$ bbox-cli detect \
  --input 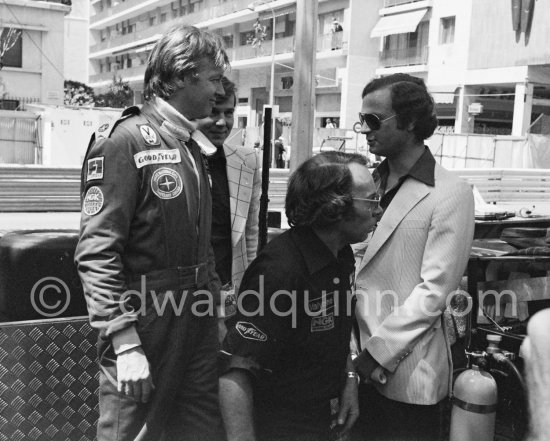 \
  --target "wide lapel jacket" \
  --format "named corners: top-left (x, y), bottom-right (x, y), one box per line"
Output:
top-left (223, 143), bottom-right (261, 288)
top-left (357, 178), bottom-right (430, 273)
top-left (354, 165), bottom-right (475, 405)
